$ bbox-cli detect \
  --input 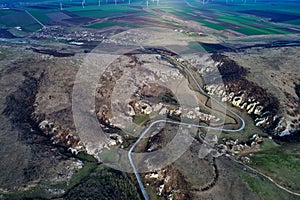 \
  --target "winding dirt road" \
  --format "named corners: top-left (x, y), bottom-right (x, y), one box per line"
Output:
top-left (128, 49), bottom-right (245, 200)
top-left (128, 48), bottom-right (300, 200)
